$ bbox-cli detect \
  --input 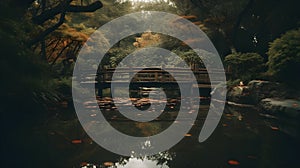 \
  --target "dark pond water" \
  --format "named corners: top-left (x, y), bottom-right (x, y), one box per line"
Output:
top-left (11, 97), bottom-right (300, 168)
